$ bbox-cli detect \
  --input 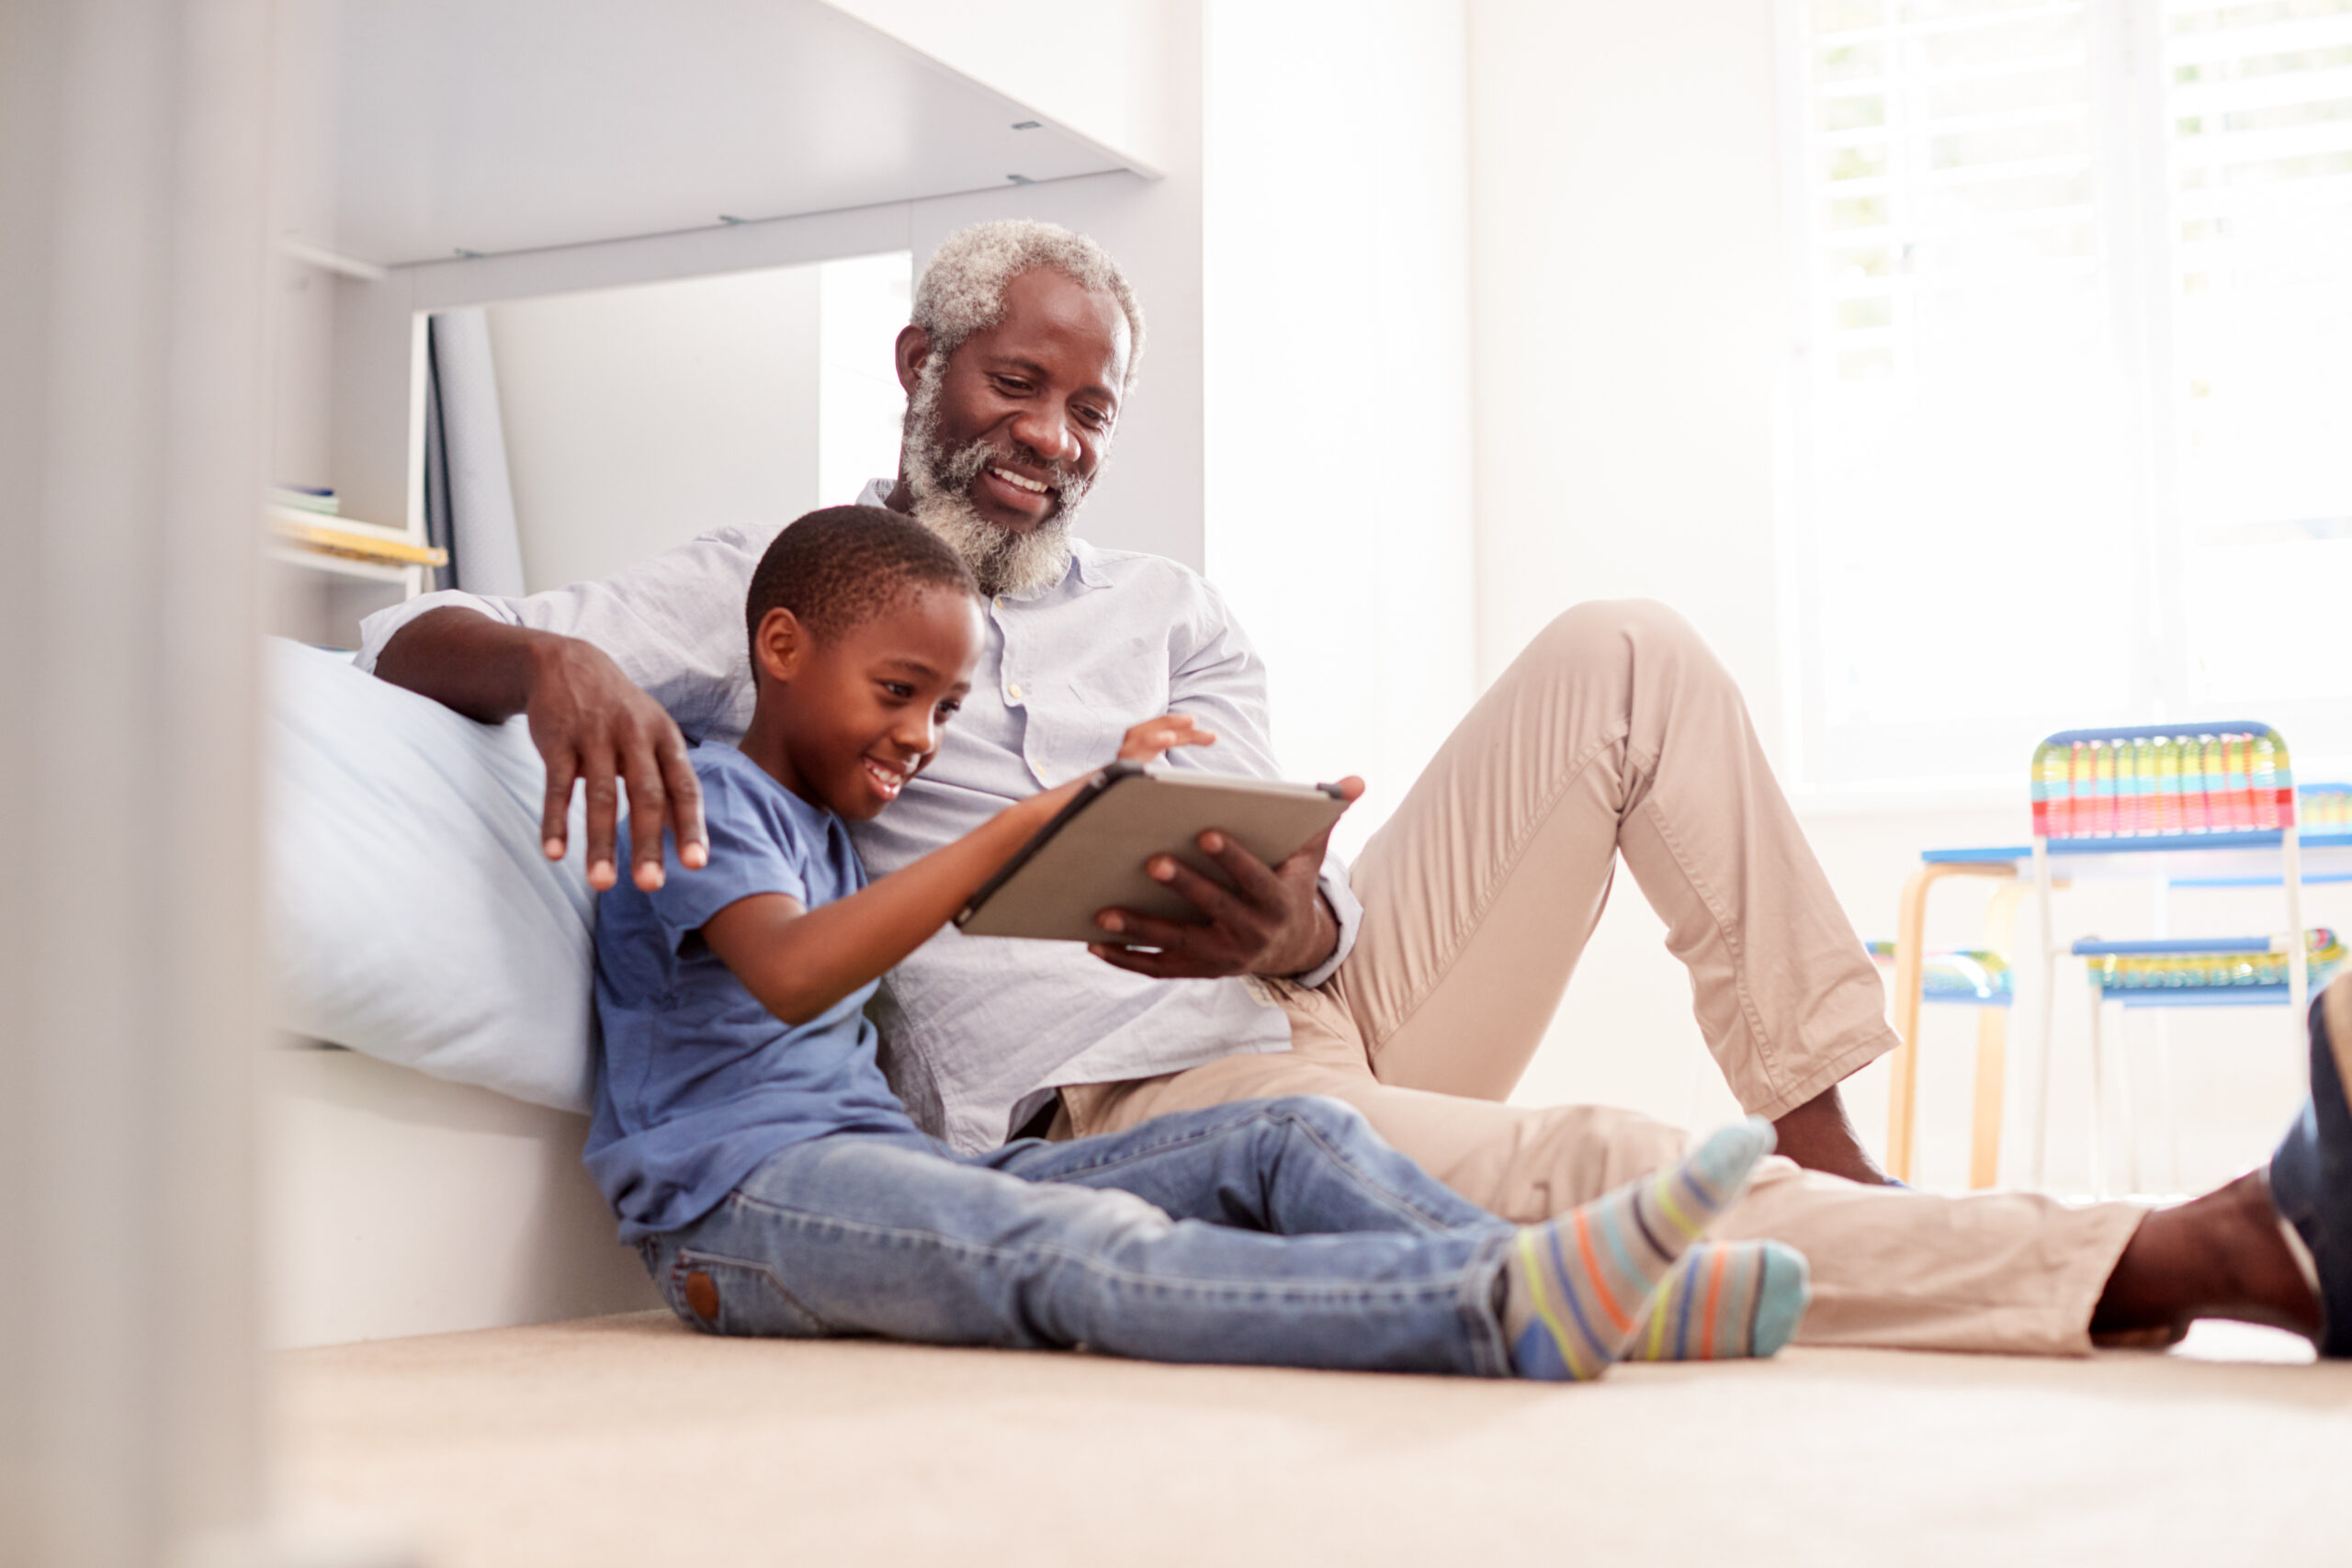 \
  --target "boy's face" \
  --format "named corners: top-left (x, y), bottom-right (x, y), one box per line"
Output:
top-left (760, 587), bottom-right (986, 821)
